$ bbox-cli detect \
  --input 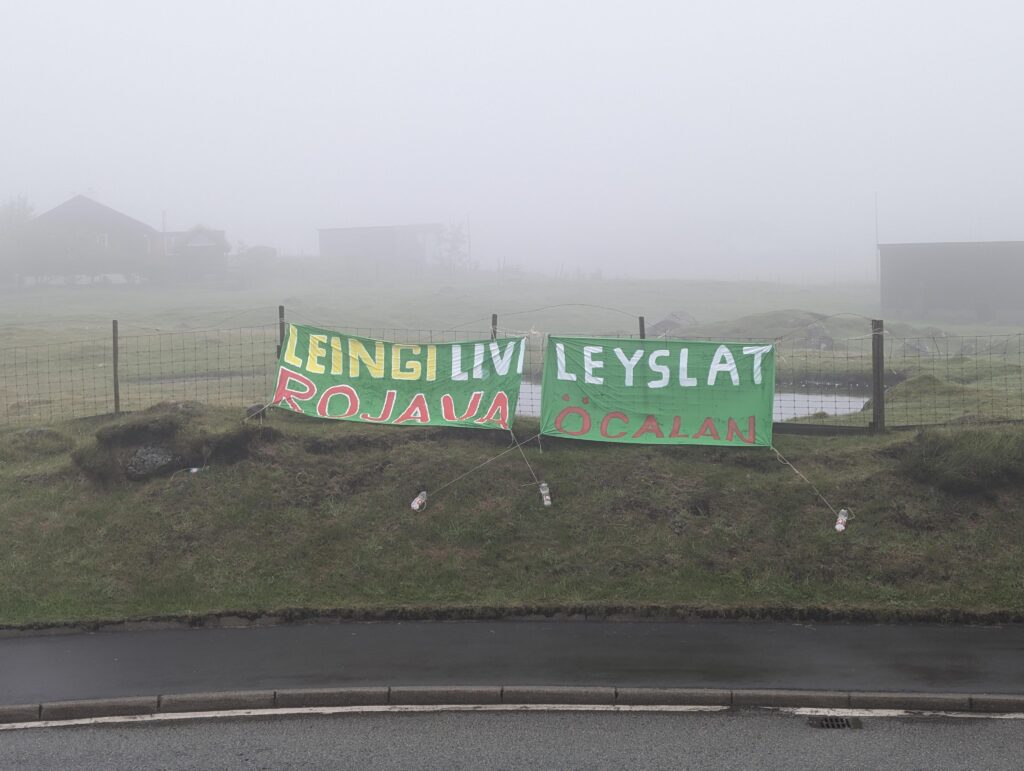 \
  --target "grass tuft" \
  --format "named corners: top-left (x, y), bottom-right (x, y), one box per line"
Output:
top-left (897, 427), bottom-right (1024, 494)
